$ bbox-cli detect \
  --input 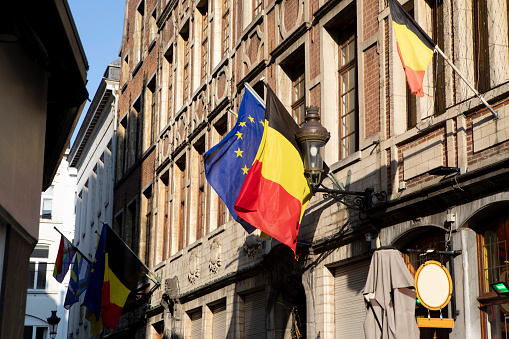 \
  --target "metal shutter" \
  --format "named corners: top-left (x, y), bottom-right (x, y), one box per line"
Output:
top-left (212, 303), bottom-right (227, 339)
top-left (244, 291), bottom-right (265, 339)
top-left (334, 259), bottom-right (370, 339)
top-left (190, 310), bottom-right (202, 339)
